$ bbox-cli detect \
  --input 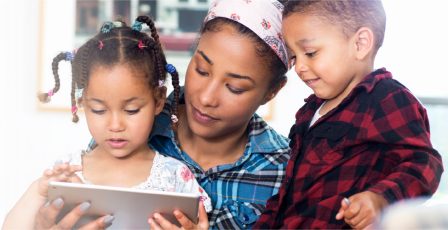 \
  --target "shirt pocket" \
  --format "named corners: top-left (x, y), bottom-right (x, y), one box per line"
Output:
top-left (306, 122), bottom-right (352, 164)
top-left (218, 200), bottom-right (263, 229)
